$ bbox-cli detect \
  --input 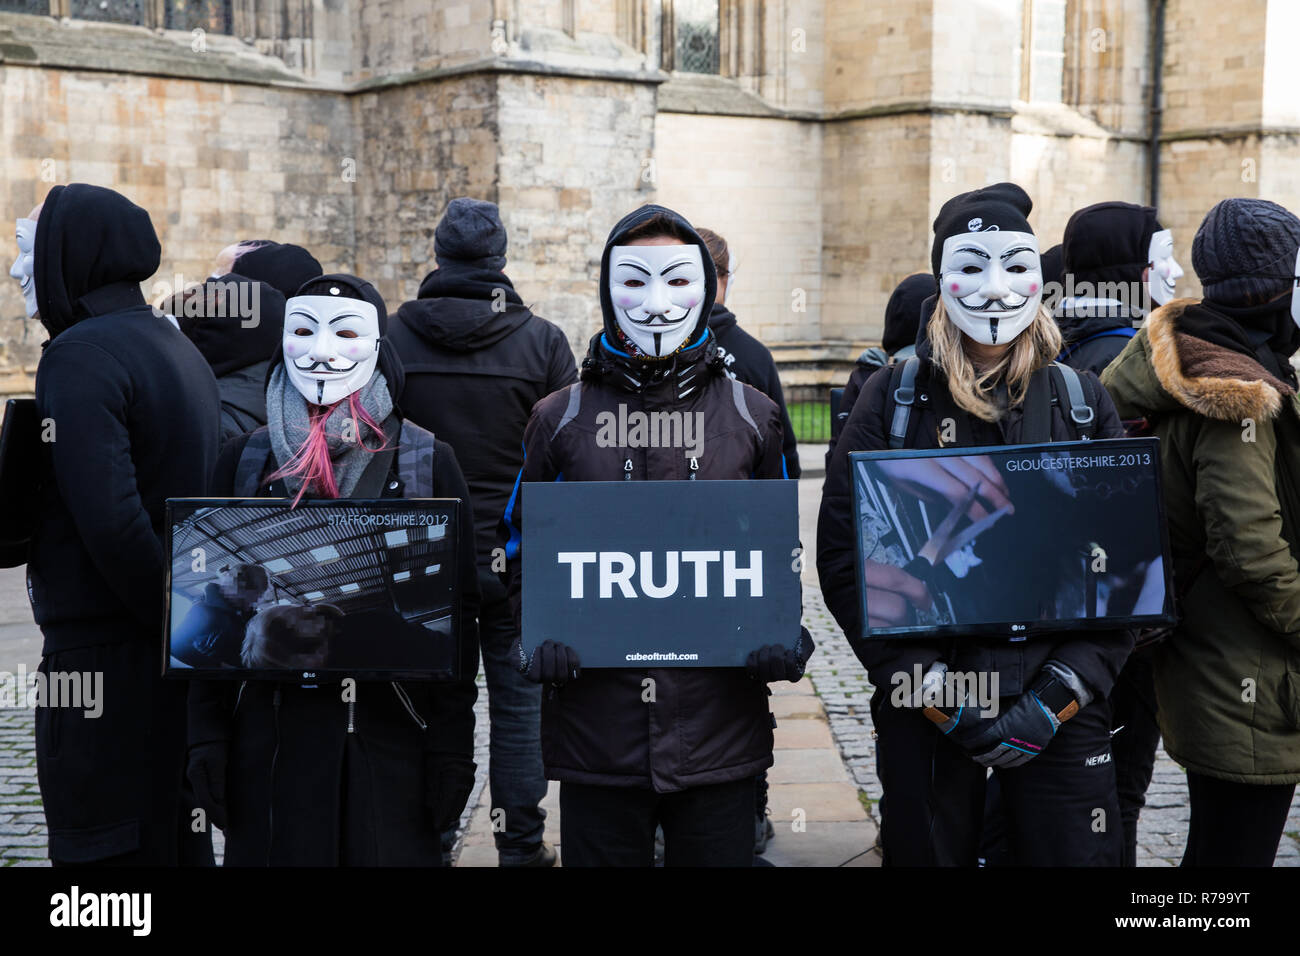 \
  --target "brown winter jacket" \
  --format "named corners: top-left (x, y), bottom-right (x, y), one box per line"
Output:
top-left (1103, 299), bottom-right (1300, 783)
